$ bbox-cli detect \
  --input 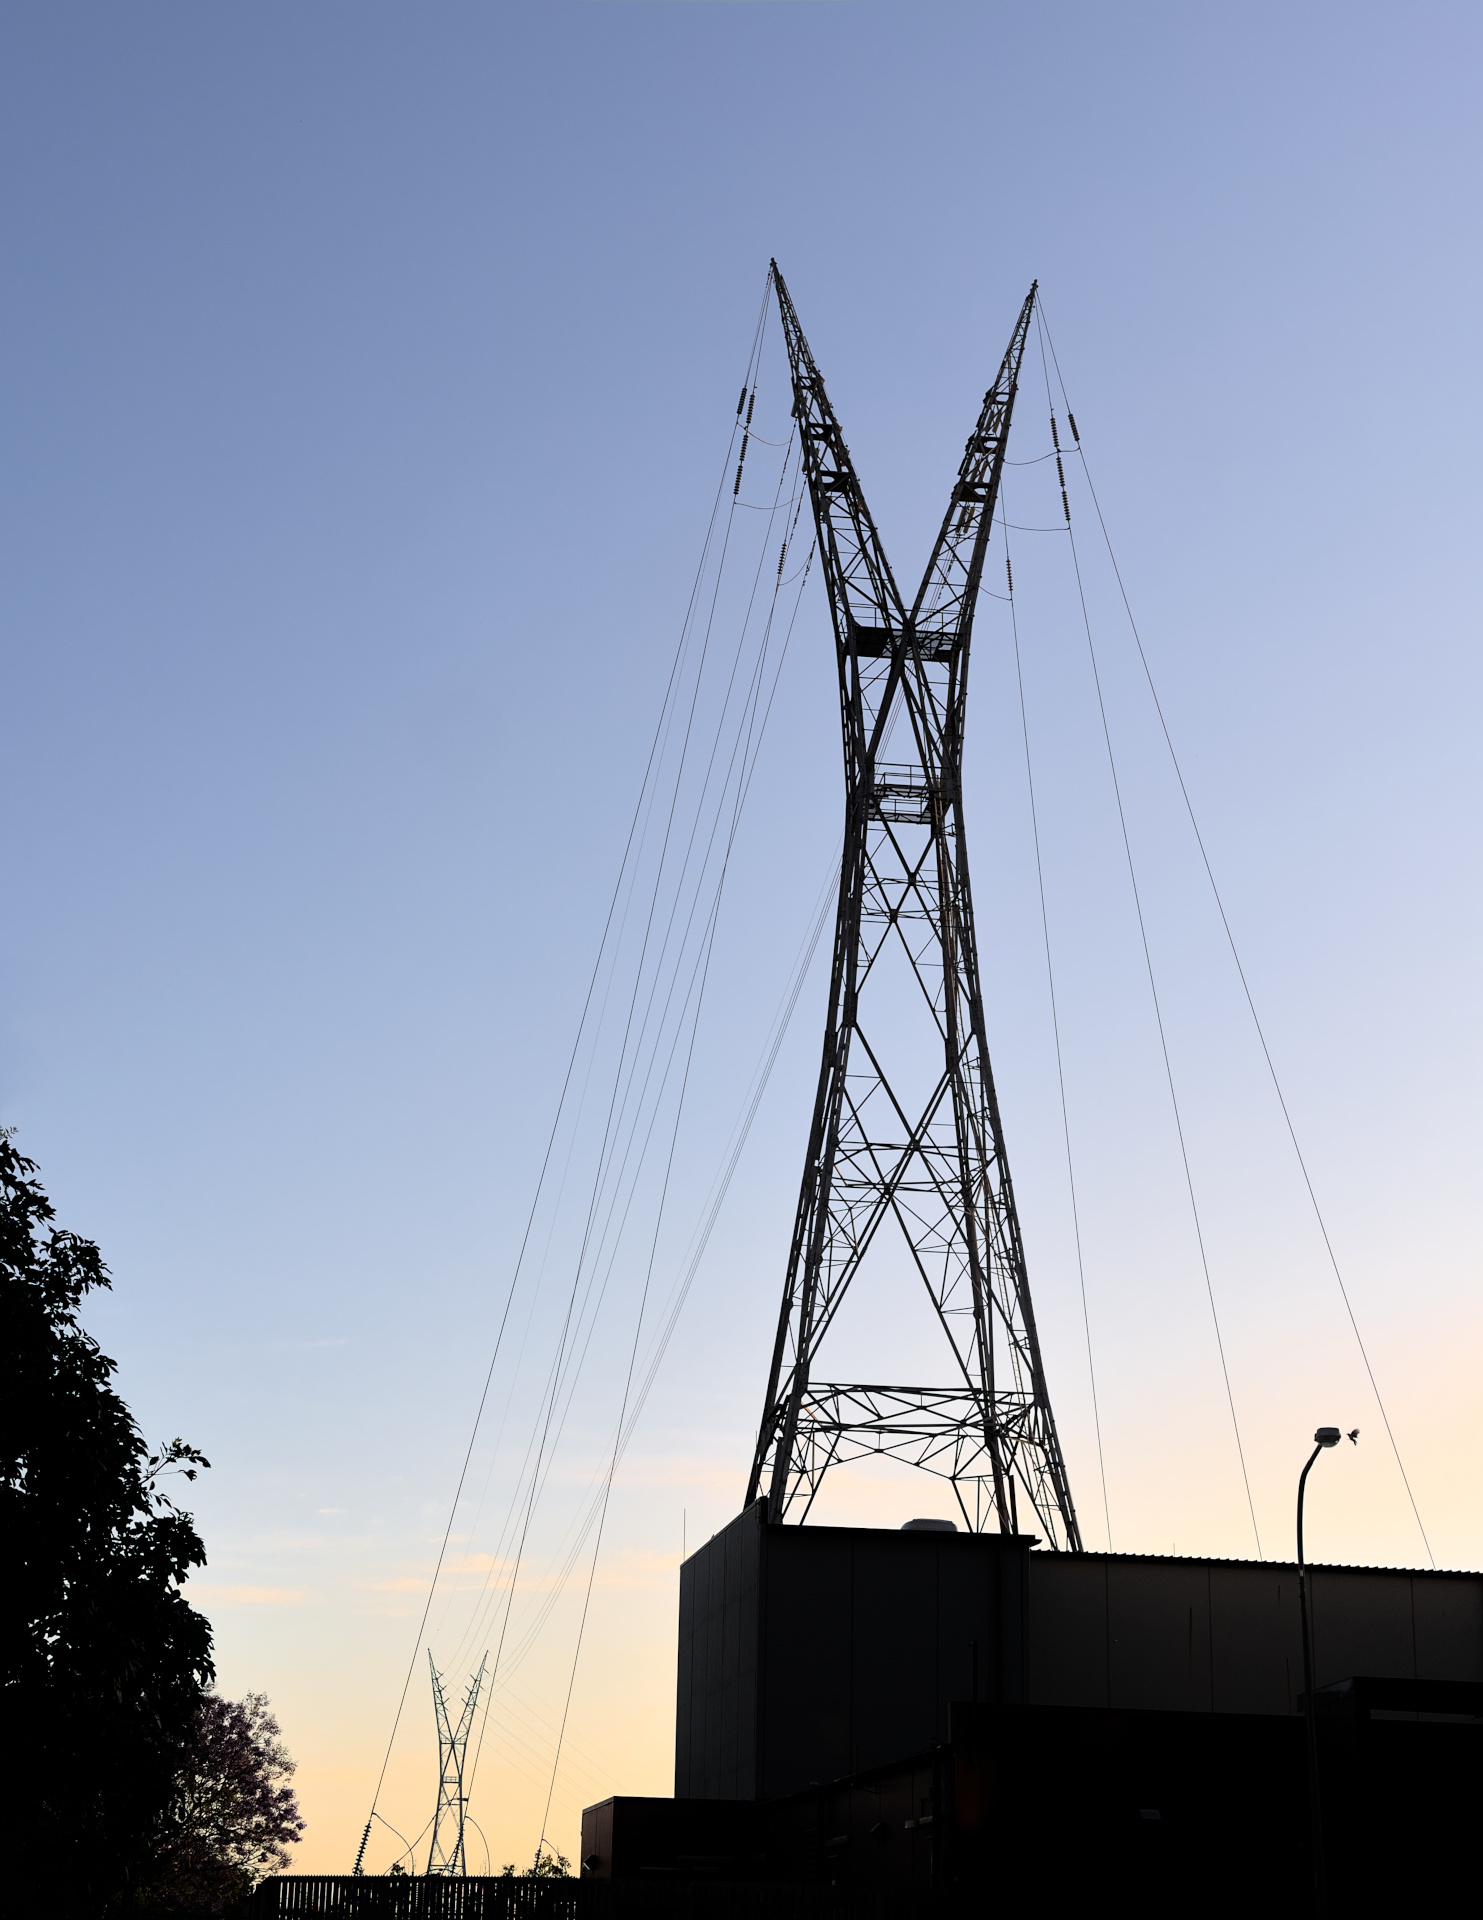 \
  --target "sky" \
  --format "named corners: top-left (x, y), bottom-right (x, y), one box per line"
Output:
top-left (4, 0), bottom-right (1481, 1880)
